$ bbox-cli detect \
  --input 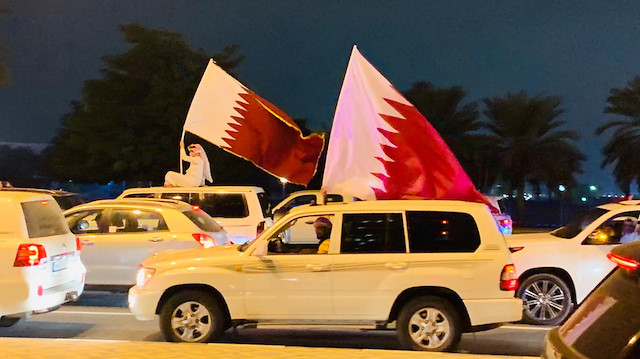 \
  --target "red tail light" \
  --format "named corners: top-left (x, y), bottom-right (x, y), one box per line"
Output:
top-left (499, 218), bottom-right (512, 227)
top-left (607, 252), bottom-right (640, 270)
top-left (192, 205), bottom-right (200, 211)
top-left (76, 236), bottom-right (82, 252)
top-left (192, 233), bottom-right (215, 248)
top-left (500, 264), bottom-right (518, 291)
top-left (14, 244), bottom-right (47, 267)
top-left (257, 221), bottom-right (266, 236)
